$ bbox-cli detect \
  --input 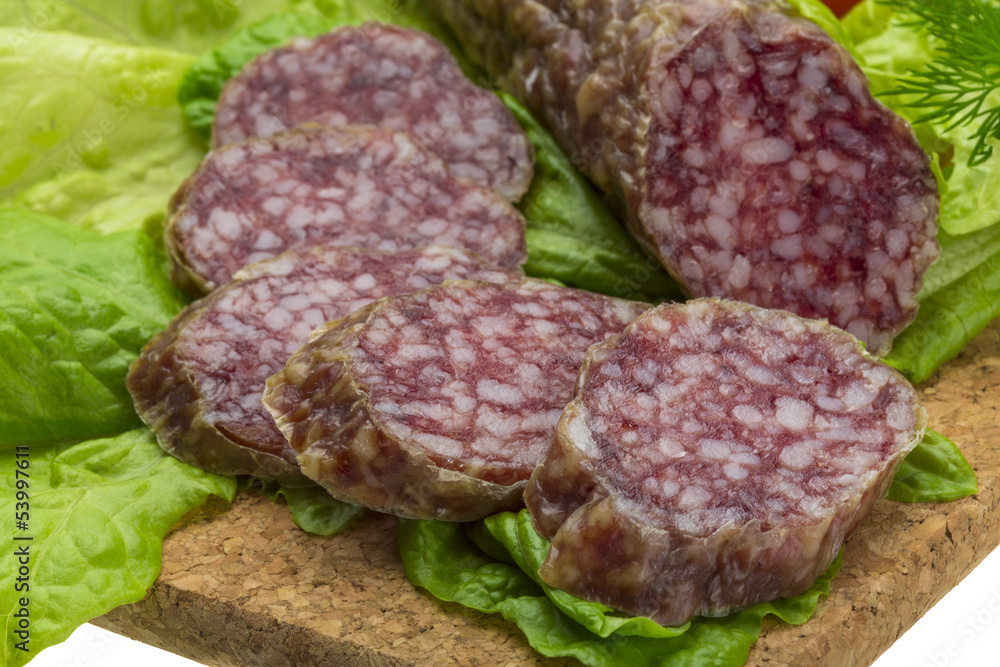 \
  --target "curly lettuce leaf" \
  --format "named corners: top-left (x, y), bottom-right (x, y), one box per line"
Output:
top-left (844, 0), bottom-right (1000, 236)
top-left (888, 429), bottom-right (978, 503)
top-left (0, 29), bottom-right (205, 235)
top-left (399, 514), bottom-right (842, 667)
top-left (0, 209), bottom-right (187, 448)
top-left (0, 429), bottom-right (236, 667)
top-left (247, 478), bottom-right (367, 536)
